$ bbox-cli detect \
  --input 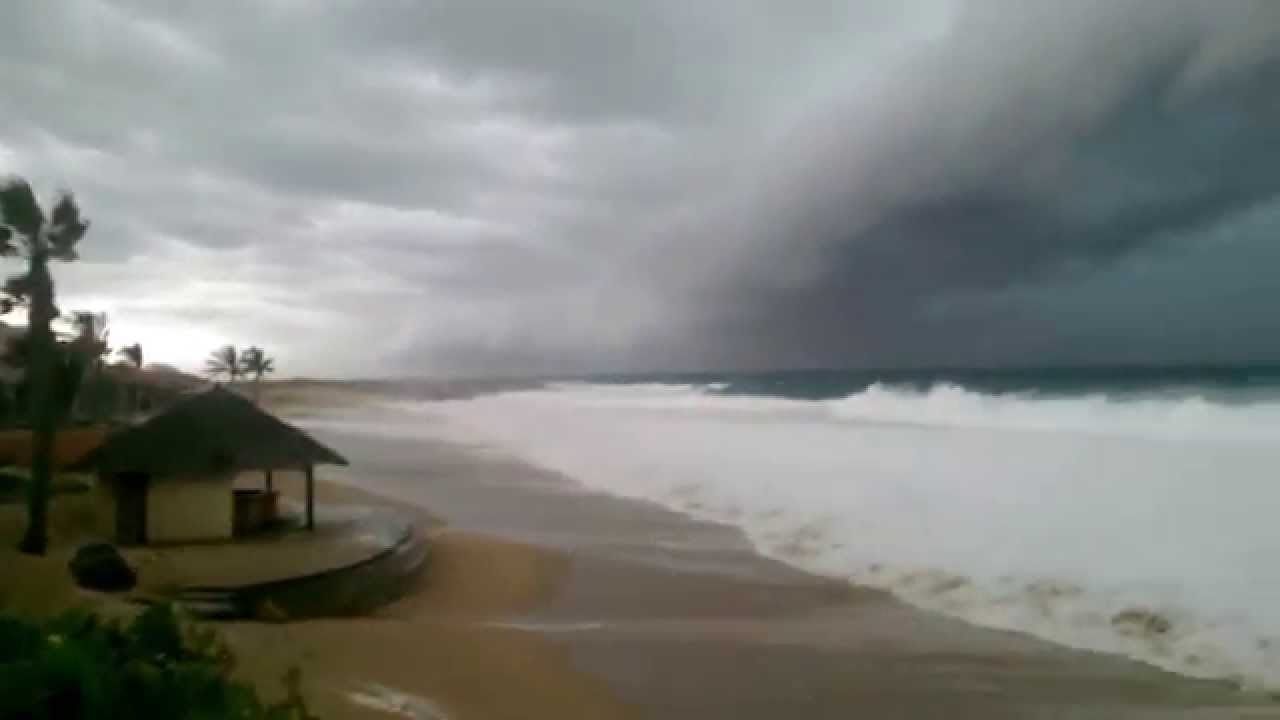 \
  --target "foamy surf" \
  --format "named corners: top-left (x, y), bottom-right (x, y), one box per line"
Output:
top-left (348, 683), bottom-right (448, 719)
top-left (421, 381), bottom-right (1280, 691)
top-left (490, 620), bottom-right (607, 633)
